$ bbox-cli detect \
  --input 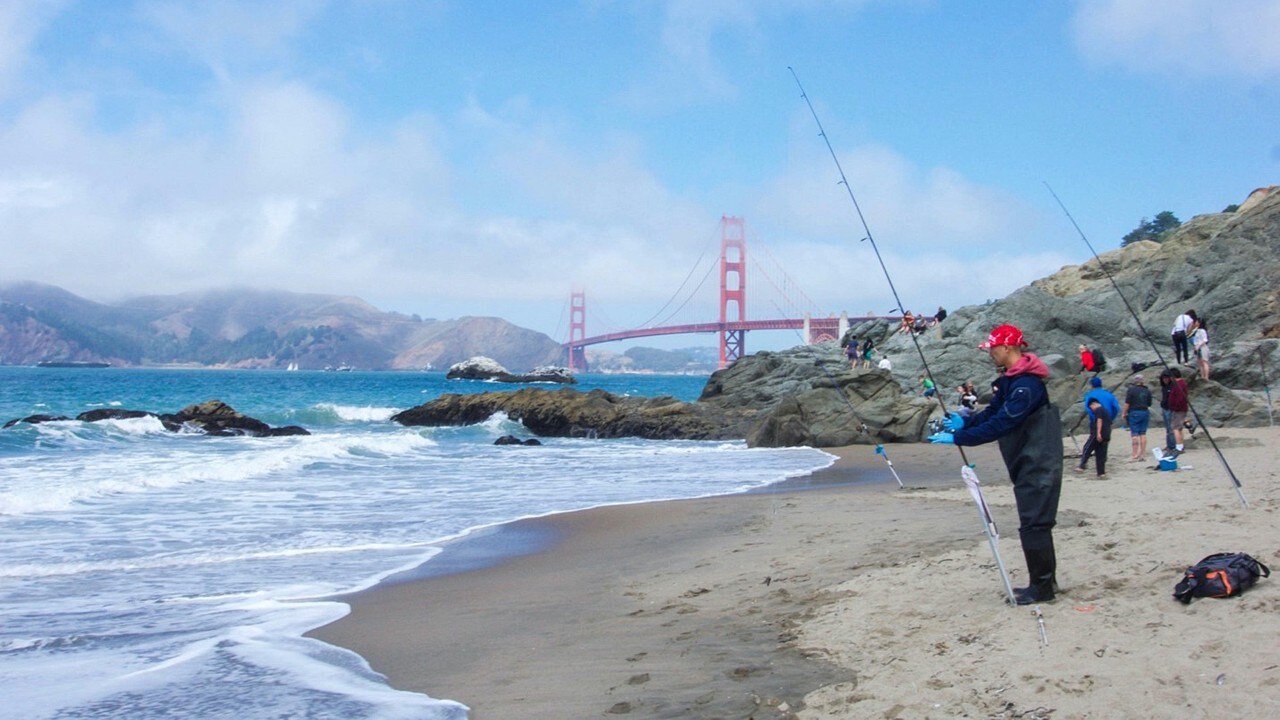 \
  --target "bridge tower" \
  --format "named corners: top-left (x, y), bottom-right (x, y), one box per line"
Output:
top-left (567, 290), bottom-right (586, 370)
top-left (719, 216), bottom-right (746, 368)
